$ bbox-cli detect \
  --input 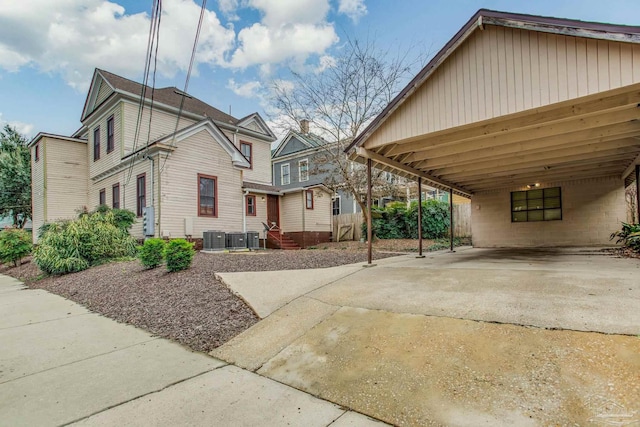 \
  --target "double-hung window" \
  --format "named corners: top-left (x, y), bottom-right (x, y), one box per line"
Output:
top-left (112, 183), bottom-right (120, 209)
top-left (511, 187), bottom-right (562, 222)
top-left (198, 174), bottom-right (217, 217)
top-left (246, 195), bottom-right (256, 216)
top-left (106, 116), bottom-right (115, 153)
top-left (305, 190), bottom-right (314, 209)
top-left (99, 189), bottom-right (106, 206)
top-left (332, 196), bottom-right (341, 215)
top-left (281, 164), bottom-right (290, 185)
top-left (136, 174), bottom-right (146, 217)
top-left (299, 159), bottom-right (309, 182)
top-left (240, 142), bottom-right (252, 168)
top-left (93, 127), bottom-right (100, 161)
